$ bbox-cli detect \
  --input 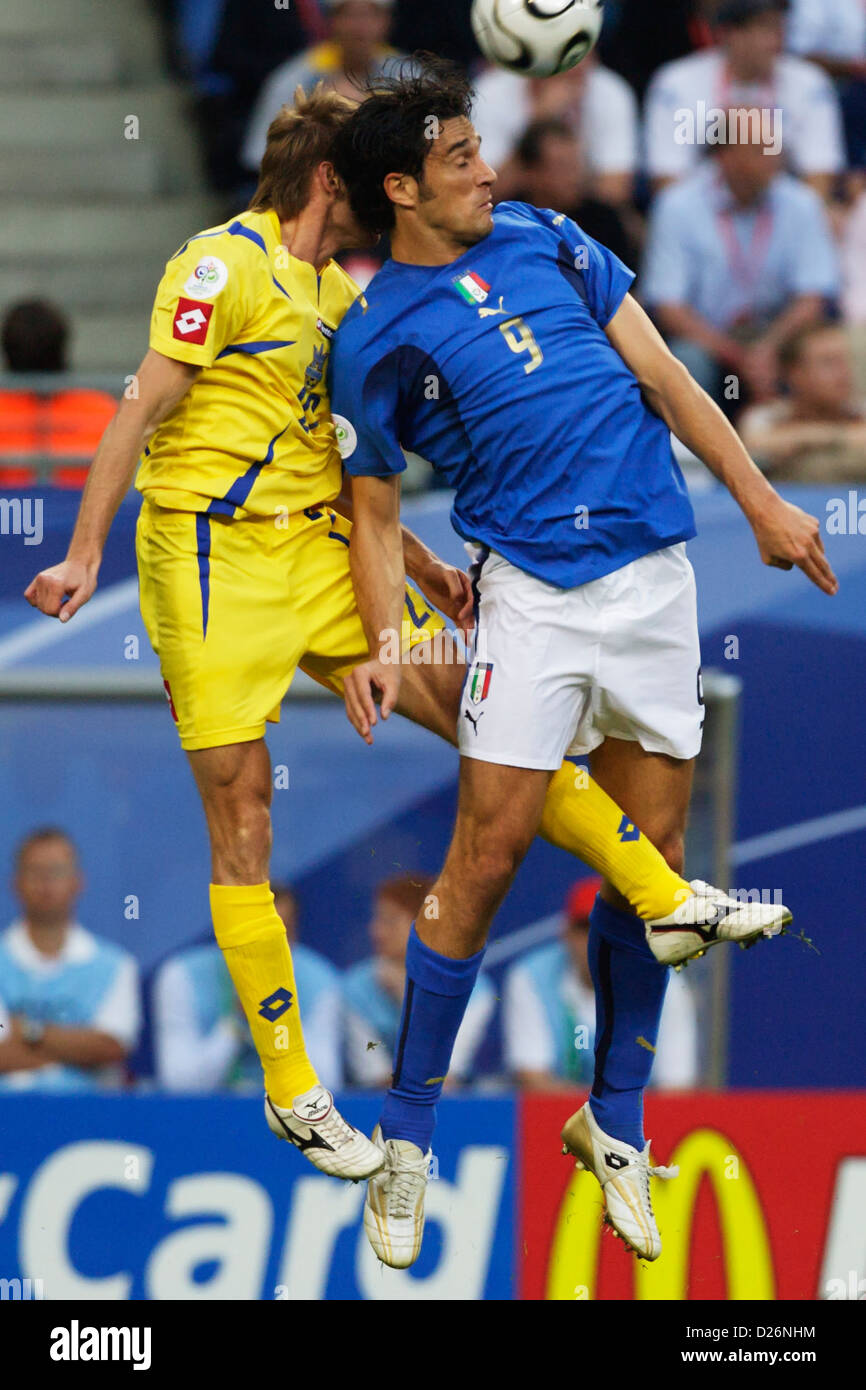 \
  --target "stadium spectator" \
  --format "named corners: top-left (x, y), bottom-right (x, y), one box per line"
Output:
top-left (472, 54), bottom-right (639, 207)
top-left (154, 883), bottom-right (342, 1091)
top-left (342, 874), bottom-right (495, 1089)
top-left (187, 0), bottom-right (319, 192)
top-left (242, 0), bottom-right (404, 174)
top-left (598, 0), bottom-right (715, 101)
top-left (642, 124), bottom-right (839, 403)
top-left (644, 0), bottom-right (846, 199)
top-left (839, 82), bottom-right (866, 185)
top-left (390, 0), bottom-right (480, 68)
top-left (738, 321), bottom-right (866, 480)
top-left (842, 187), bottom-right (866, 321)
top-left (0, 828), bottom-right (141, 1091)
top-left (508, 118), bottom-right (638, 270)
top-left (184, 0), bottom-right (321, 92)
top-left (502, 879), bottom-right (698, 1091)
top-left (786, 0), bottom-right (866, 75)
top-left (0, 300), bottom-right (115, 489)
